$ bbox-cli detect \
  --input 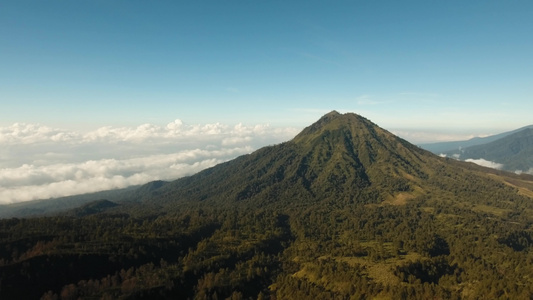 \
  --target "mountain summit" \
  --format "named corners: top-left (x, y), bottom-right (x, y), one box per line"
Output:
top-left (154, 111), bottom-right (530, 209)
top-left (155, 111), bottom-right (429, 207)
